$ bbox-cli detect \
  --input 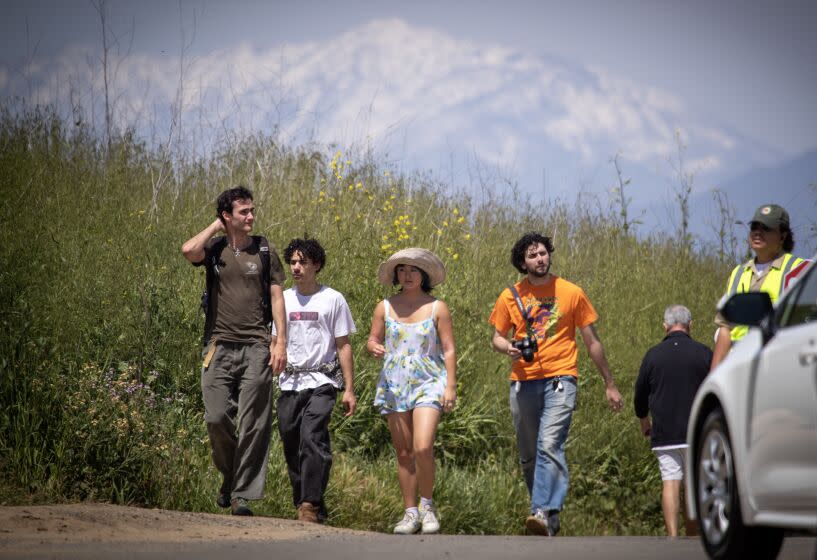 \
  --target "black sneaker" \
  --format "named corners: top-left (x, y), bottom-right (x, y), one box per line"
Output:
top-left (547, 510), bottom-right (561, 536)
top-left (317, 502), bottom-right (328, 524)
top-left (217, 492), bottom-right (231, 509)
top-left (231, 497), bottom-right (253, 516)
